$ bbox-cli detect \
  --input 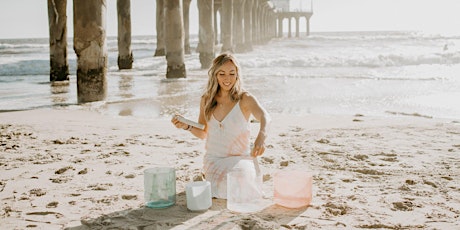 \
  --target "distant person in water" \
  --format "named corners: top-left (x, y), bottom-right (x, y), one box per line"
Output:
top-left (171, 52), bottom-right (271, 199)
